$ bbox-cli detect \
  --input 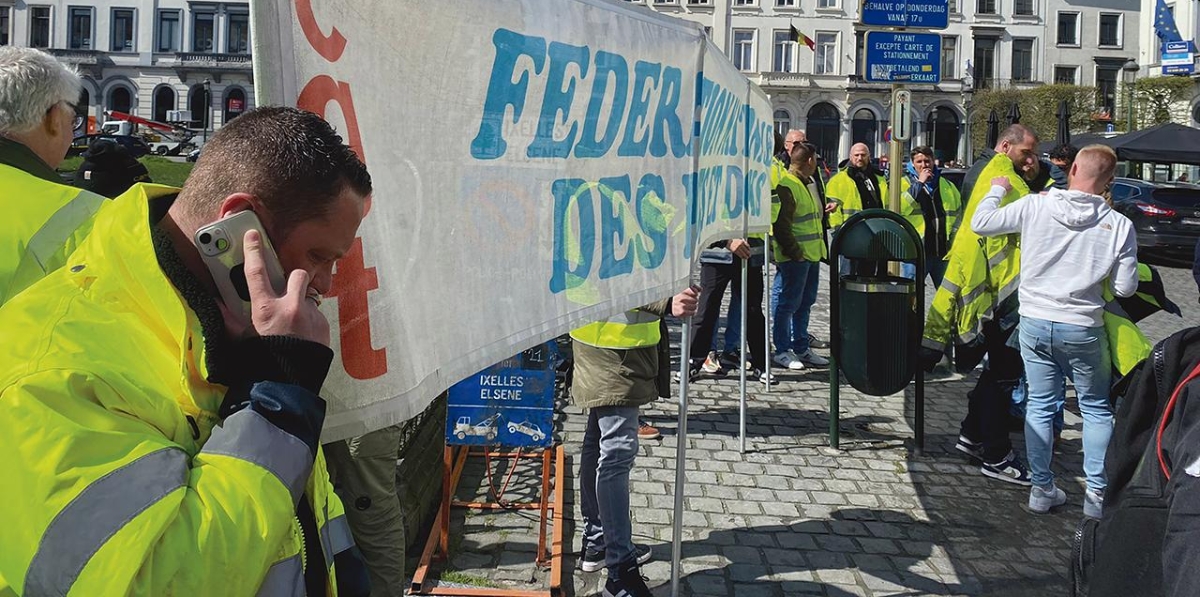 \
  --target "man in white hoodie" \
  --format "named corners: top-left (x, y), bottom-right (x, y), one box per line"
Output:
top-left (971, 144), bottom-right (1138, 518)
